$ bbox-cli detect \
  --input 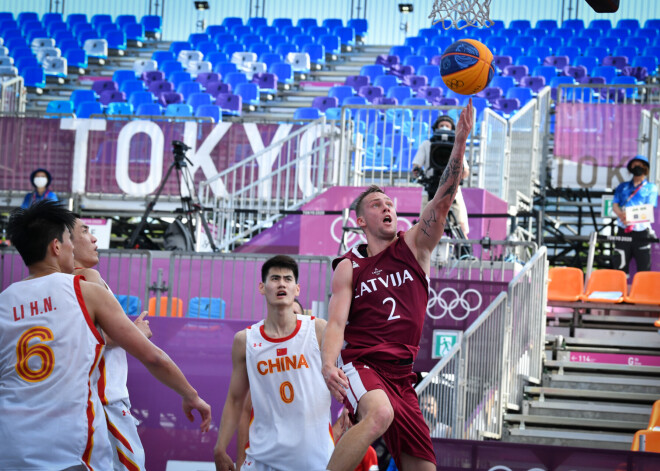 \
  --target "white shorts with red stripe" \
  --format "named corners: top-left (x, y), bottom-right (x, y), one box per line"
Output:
top-left (104, 399), bottom-right (145, 471)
